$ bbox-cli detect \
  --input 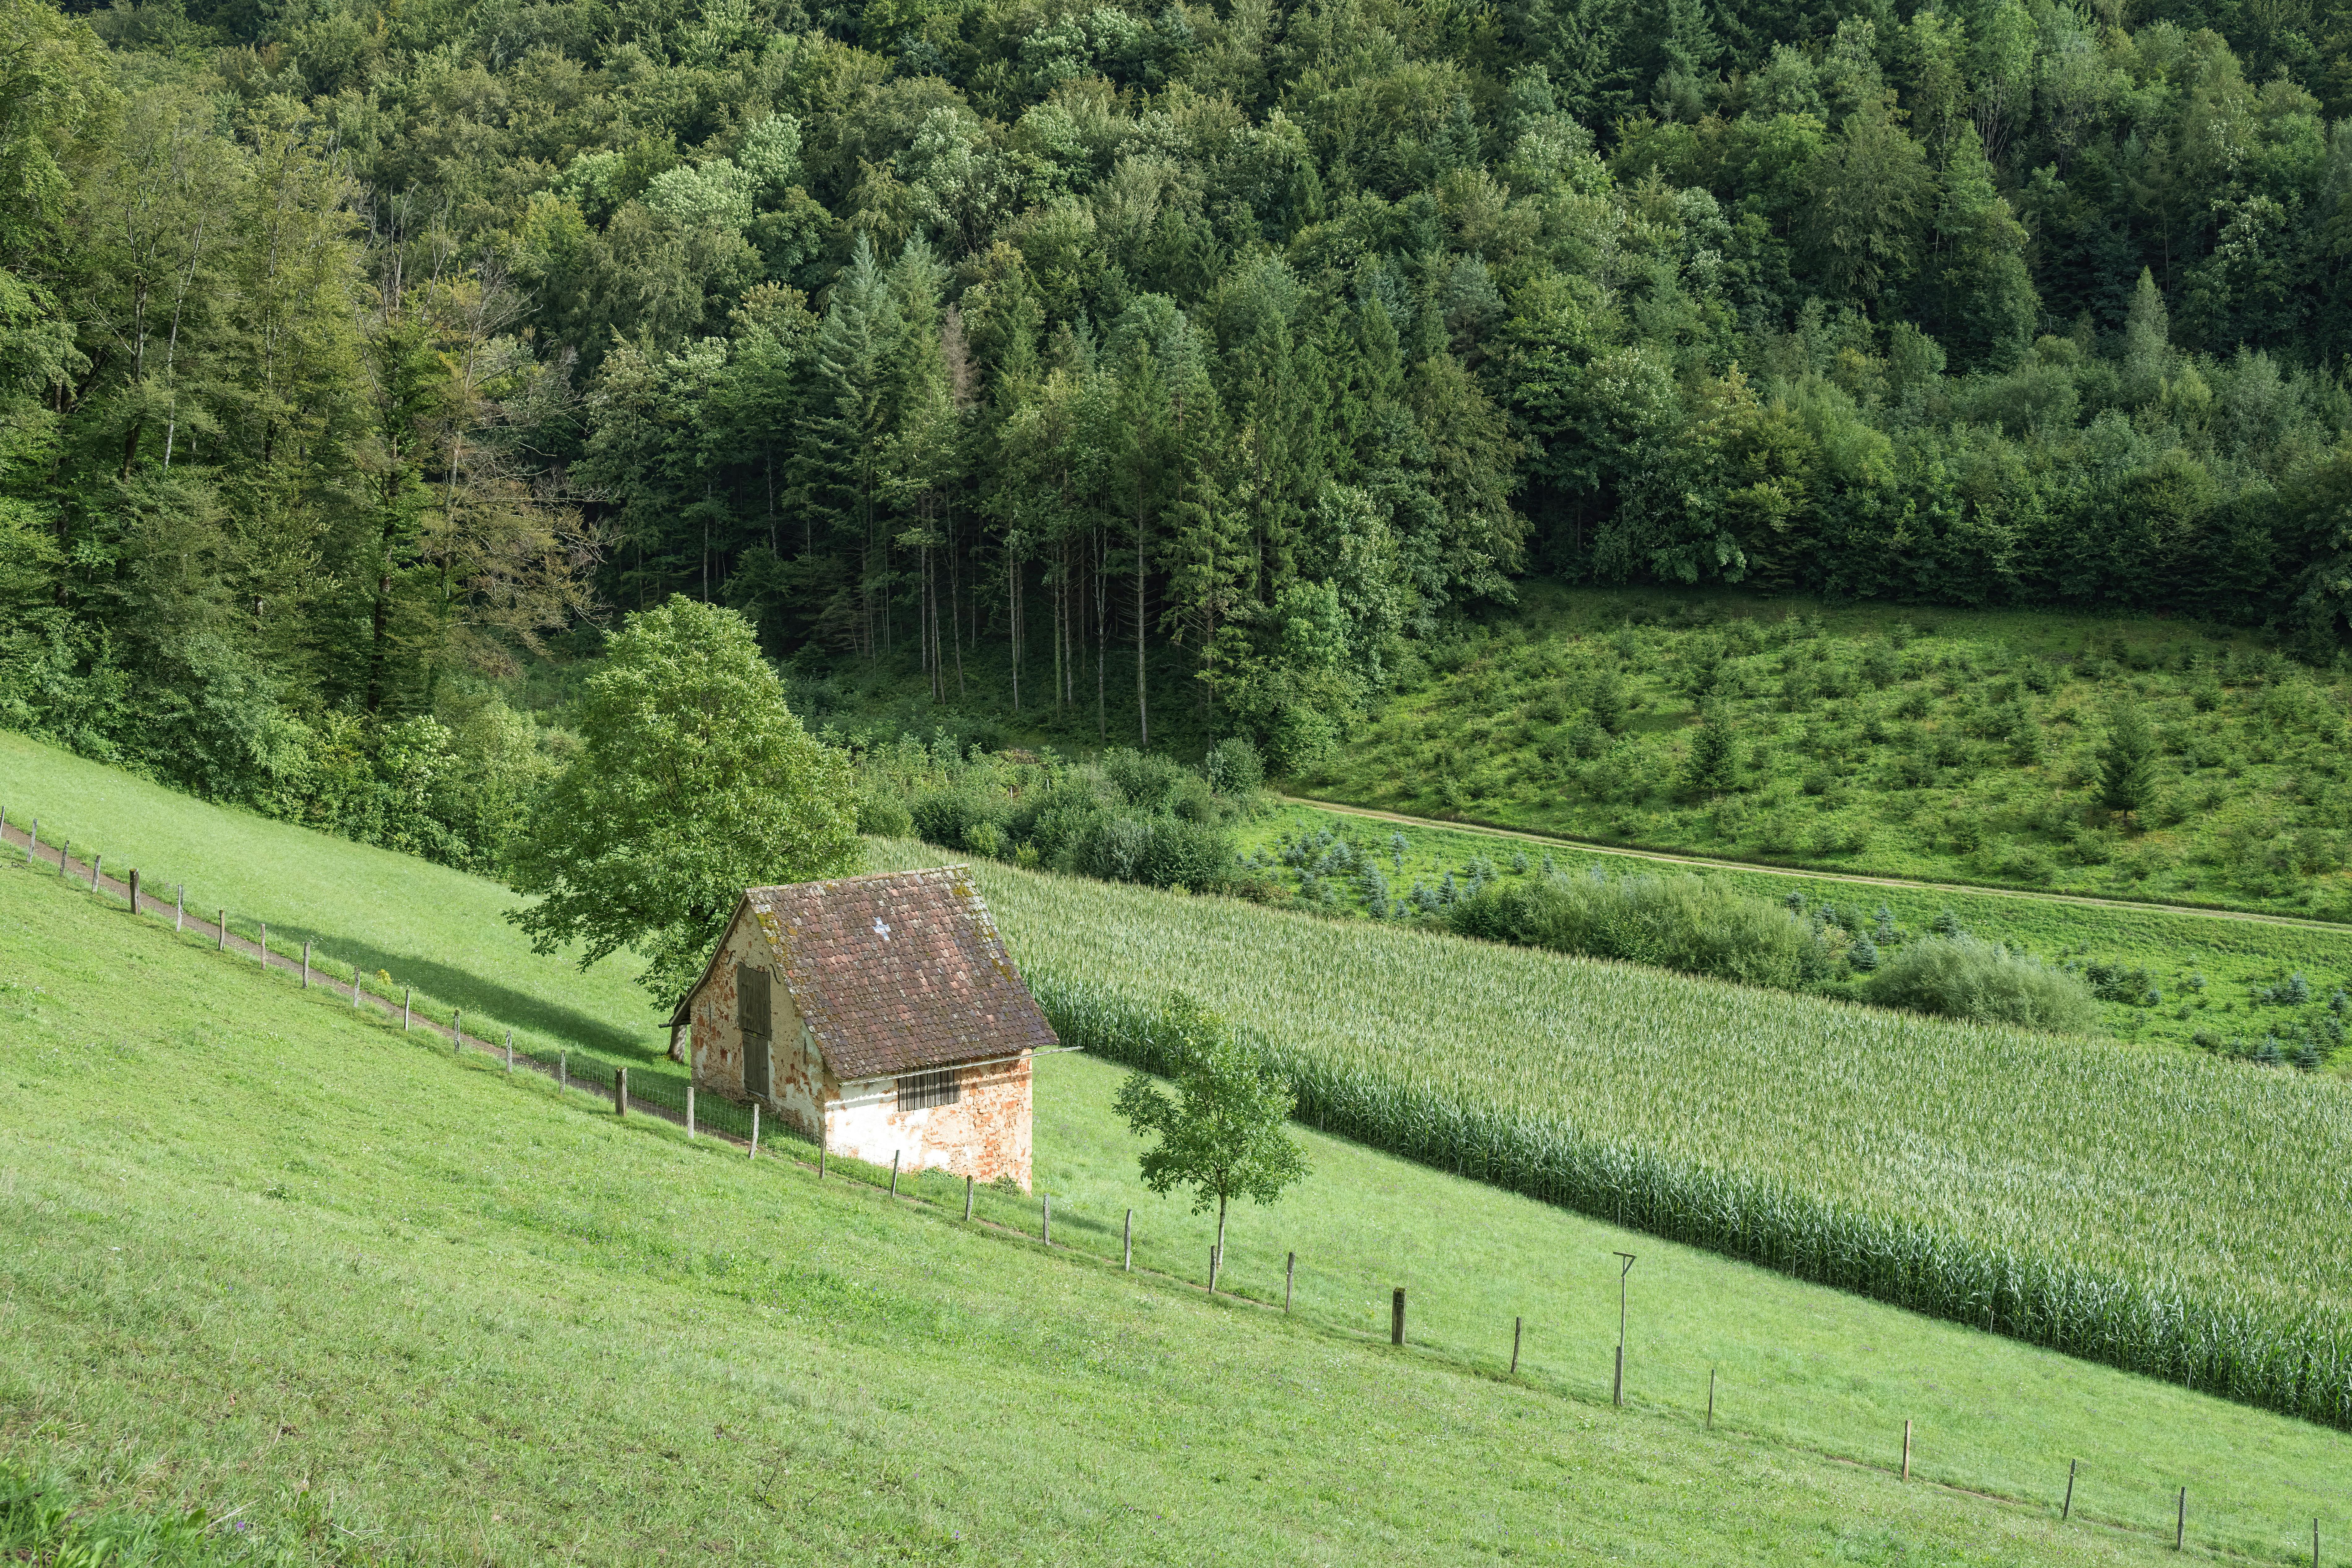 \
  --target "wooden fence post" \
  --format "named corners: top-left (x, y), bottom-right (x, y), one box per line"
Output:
top-left (217, 908), bottom-right (225, 950)
top-left (2062, 1459), bottom-right (2075, 1521)
top-left (302, 939), bottom-right (311, 988)
top-left (889, 1150), bottom-right (900, 1197)
top-left (686, 1081), bottom-right (695, 1138)
top-left (402, 987), bottom-right (411, 1030)
top-left (90, 851), bottom-right (101, 890)
top-left (1511, 1316), bottom-right (1523, 1374)
top-left (452, 1009), bottom-right (461, 1054)
top-left (559, 1050), bottom-right (567, 1094)
top-left (1285, 1251), bottom-right (1295, 1313)
top-left (964, 1175), bottom-right (974, 1221)
top-left (817, 1122), bottom-right (826, 1179)
top-left (1902, 1420), bottom-right (1911, 1481)
top-left (614, 1065), bottom-right (627, 1116)
top-left (505, 1029), bottom-right (513, 1074)
top-left (351, 964), bottom-right (361, 1007)
top-left (128, 868), bottom-right (139, 912)
top-left (1707, 1368), bottom-right (1717, 1429)
top-left (2176, 1487), bottom-right (2186, 1551)
top-left (749, 1101), bottom-right (758, 1158)
top-left (258, 922), bottom-right (266, 967)
top-left (1041, 1192), bottom-right (1050, 1244)
top-left (1391, 1287), bottom-right (1405, 1346)
top-left (58, 839), bottom-right (68, 878)
top-left (1123, 1209), bottom-right (1133, 1271)
top-left (175, 884), bottom-right (183, 931)
top-left (1208, 1245), bottom-right (1218, 1294)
